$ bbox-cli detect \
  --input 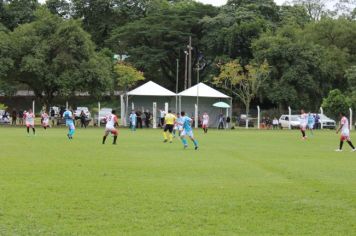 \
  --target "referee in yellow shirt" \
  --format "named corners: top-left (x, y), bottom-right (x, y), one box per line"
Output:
top-left (163, 110), bottom-right (176, 143)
